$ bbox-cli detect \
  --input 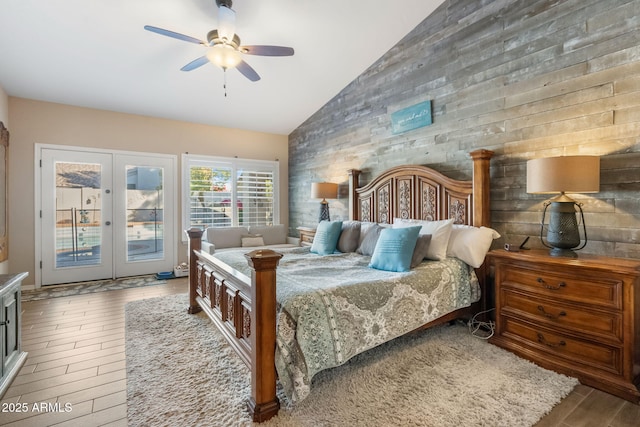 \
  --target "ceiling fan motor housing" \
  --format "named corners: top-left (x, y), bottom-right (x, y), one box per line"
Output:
top-left (216, 0), bottom-right (233, 8)
top-left (207, 30), bottom-right (241, 49)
